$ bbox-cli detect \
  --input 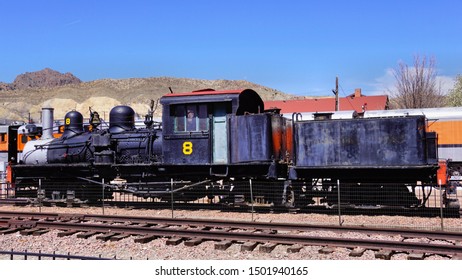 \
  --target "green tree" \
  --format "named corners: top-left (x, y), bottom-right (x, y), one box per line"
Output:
top-left (389, 55), bottom-right (445, 109)
top-left (446, 75), bottom-right (462, 107)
